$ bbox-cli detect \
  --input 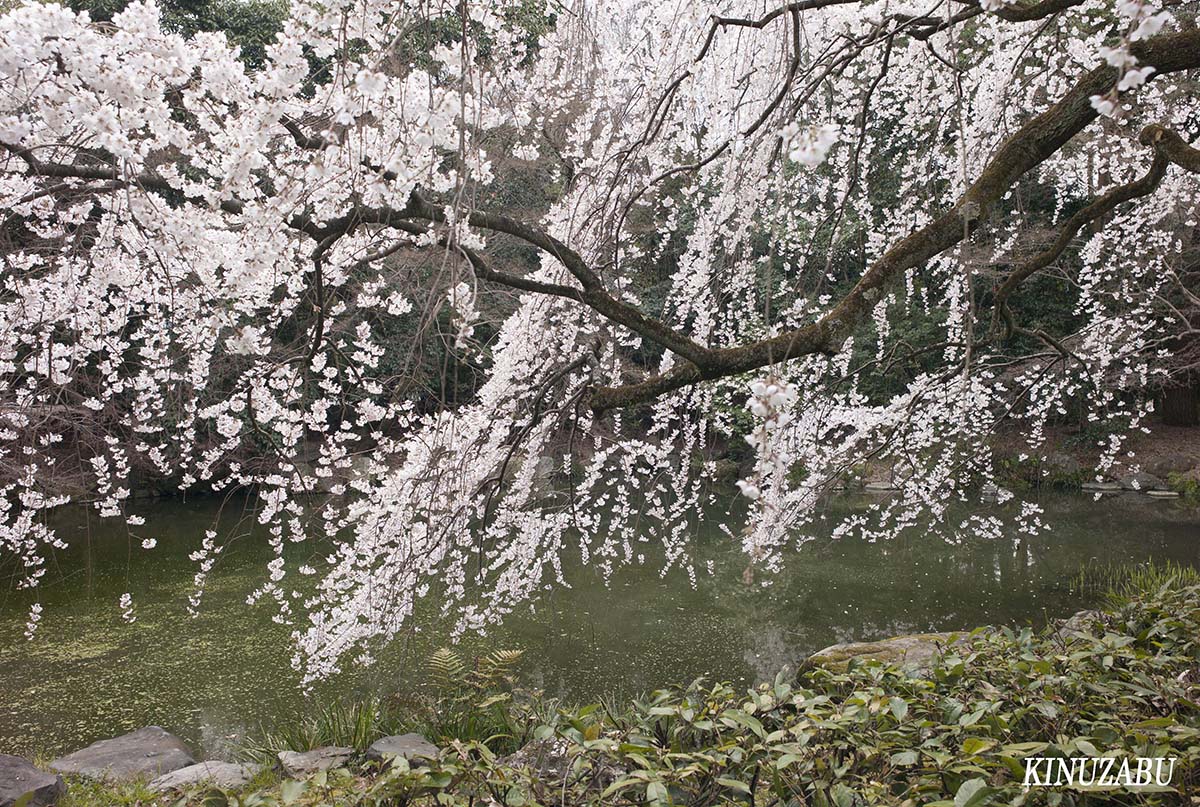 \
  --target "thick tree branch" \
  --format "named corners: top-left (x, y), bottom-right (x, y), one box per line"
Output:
top-left (696, 0), bottom-right (860, 61)
top-left (991, 140), bottom-right (1169, 323)
top-left (960, 0), bottom-right (1086, 23)
top-left (1142, 123), bottom-right (1200, 174)
top-left (3, 142), bottom-right (715, 367)
top-left (403, 192), bottom-right (604, 291)
top-left (589, 27), bottom-right (1200, 411)
top-left (384, 218), bottom-right (591, 301)
top-left (0, 143), bottom-right (330, 237)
